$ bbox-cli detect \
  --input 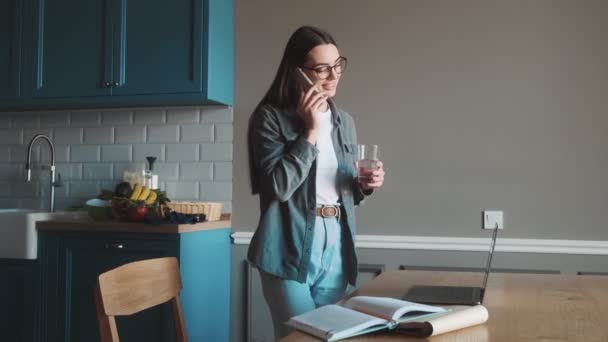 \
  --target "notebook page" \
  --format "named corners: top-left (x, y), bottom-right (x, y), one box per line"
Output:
top-left (426, 305), bottom-right (488, 336)
top-left (286, 304), bottom-right (388, 341)
top-left (344, 296), bottom-right (447, 321)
